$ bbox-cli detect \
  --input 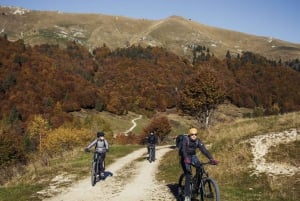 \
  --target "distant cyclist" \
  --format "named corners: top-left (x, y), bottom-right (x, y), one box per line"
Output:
top-left (85, 131), bottom-right (109, 178)
top-left (180, 128), bottom-right (218, 201)
top-left (146, 131), bottom-right (157, 160)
